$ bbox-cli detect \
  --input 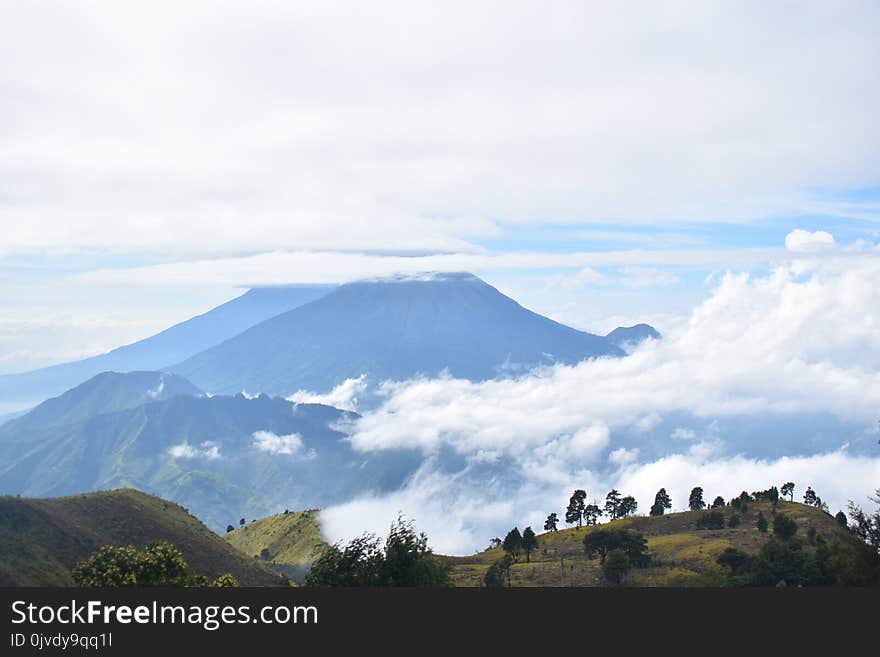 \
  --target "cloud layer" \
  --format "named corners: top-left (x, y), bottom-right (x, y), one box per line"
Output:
top-left (2, 2), bottom-right (879, 258)
top-left (320, 257), bottom-right (880, 553)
